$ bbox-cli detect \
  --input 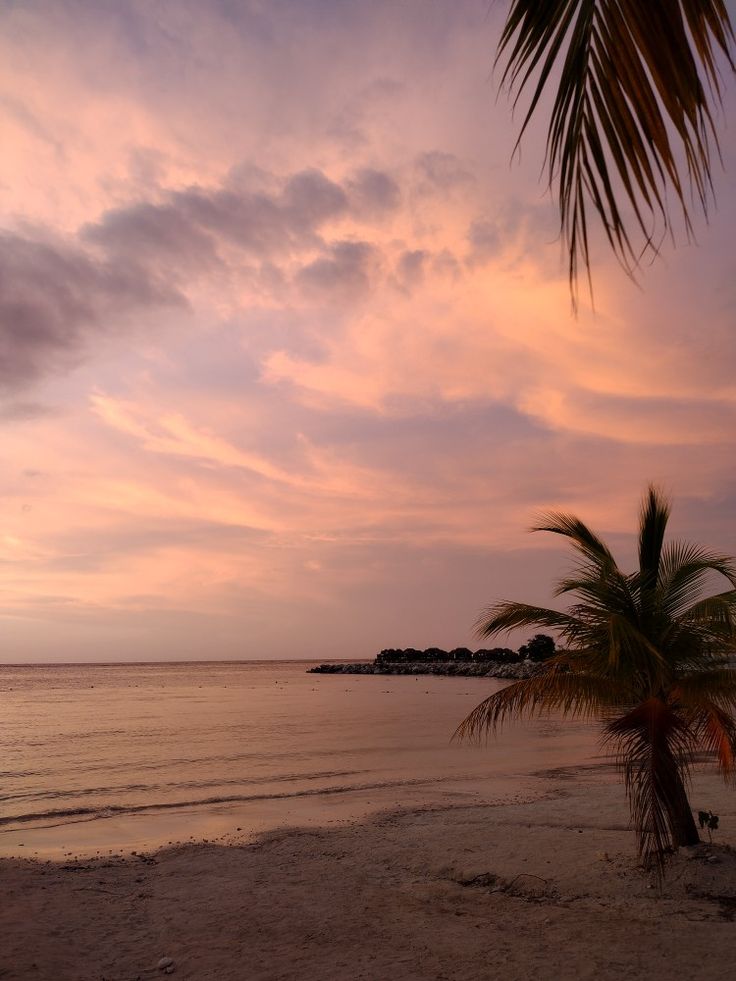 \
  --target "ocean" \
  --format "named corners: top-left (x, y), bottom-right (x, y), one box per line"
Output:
top-left (0, 660), bottom-right (601, 858)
